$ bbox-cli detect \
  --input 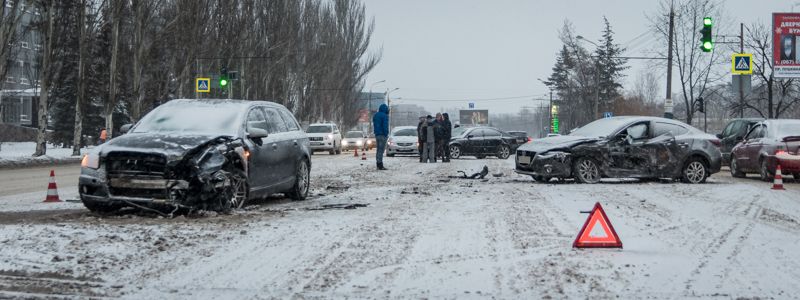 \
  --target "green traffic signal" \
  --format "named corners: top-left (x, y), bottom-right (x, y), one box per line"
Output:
top-left (220, 78), bottom-right (228, 87)
top-left (700, 17), bottom-right (712, 52)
